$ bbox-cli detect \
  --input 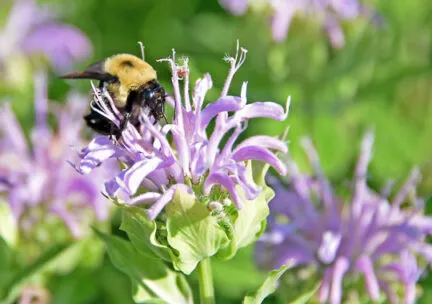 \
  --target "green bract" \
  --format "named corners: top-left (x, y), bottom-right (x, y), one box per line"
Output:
top-left (117, 160), bottom-right (274, 276)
